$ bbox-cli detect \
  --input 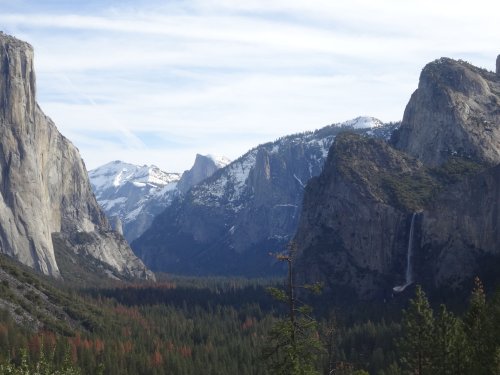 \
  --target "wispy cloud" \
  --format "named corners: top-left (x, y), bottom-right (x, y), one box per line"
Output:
top-left (1, 0), bottom-right (498, 171)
